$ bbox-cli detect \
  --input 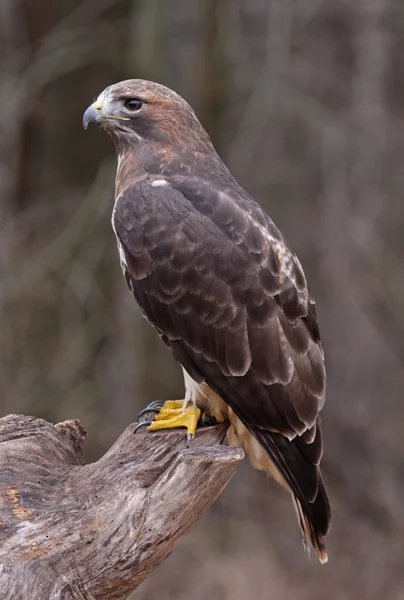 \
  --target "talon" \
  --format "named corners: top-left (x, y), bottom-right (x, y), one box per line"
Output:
top-left (145, 400), bottom-right (201, 442)
top-left (134, 420), bottom-right (152, 433)
top-left (186, 432), bottom-right (194, 448)
top-left (137, 400), bottom-right (164, 421)
top-left (138, 406), bottom-right (161, 419)
top-left (145, 400), bottom-right (165, 410)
